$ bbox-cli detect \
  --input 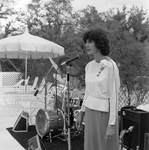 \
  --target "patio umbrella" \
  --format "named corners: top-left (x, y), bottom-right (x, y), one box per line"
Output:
top-left (0, 27), bottom-right (65, 89)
